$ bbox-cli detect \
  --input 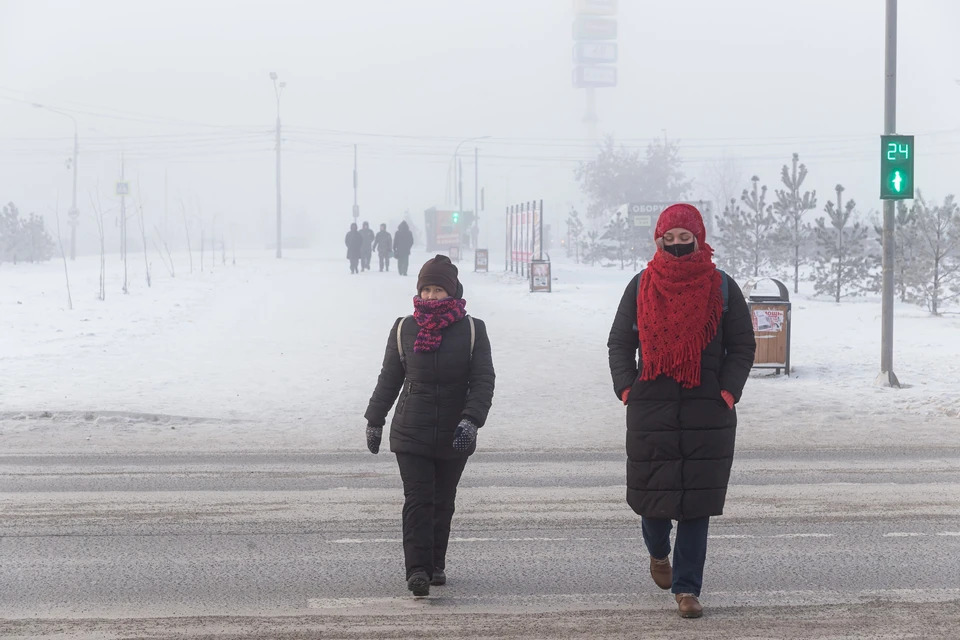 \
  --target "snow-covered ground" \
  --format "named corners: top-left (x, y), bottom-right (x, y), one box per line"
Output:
top-left (1, 249), bottom-right (957, 453)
